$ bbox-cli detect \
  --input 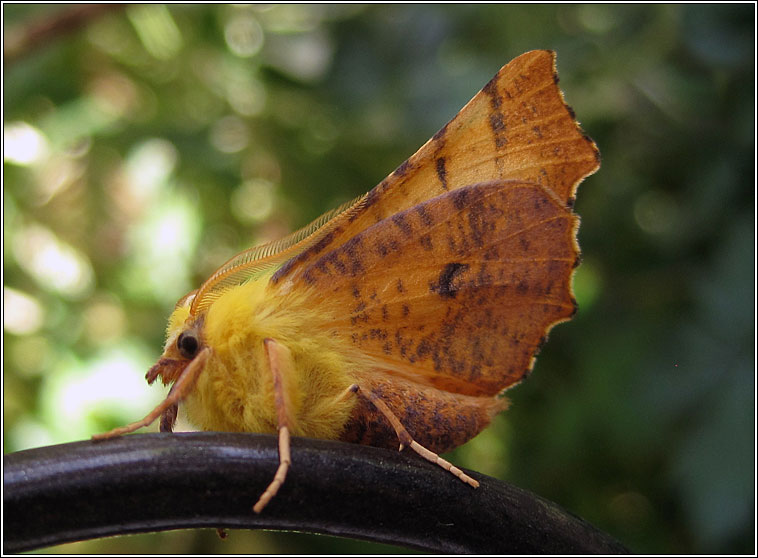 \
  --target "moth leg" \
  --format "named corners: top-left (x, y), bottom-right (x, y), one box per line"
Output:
top-left (92, 348), bottom-right (210, 440)
top-left (159, 402), bottom-right (178, 433)
top-left (354, 384), bottom-right (479, 488)
top-left (253, 338), bottom-right (295, 514)
top-left (335, 383), bottom-right (360, 404)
